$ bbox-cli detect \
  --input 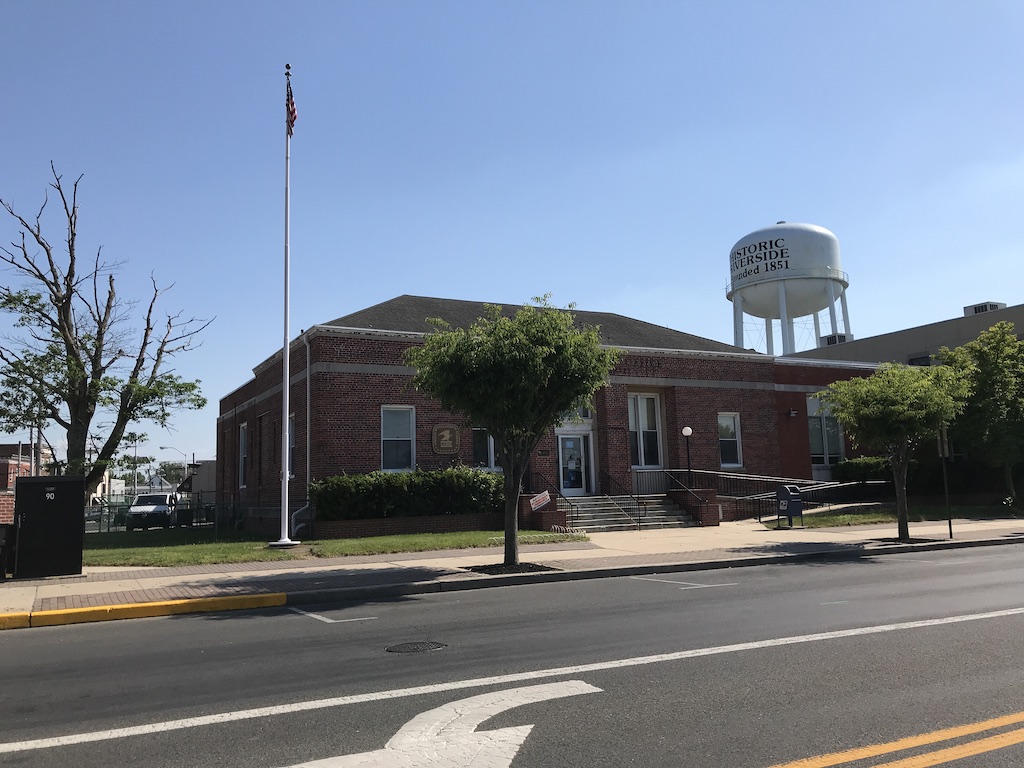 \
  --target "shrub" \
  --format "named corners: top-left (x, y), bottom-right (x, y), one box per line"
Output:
top-left (832, 456), bottom-right (890, 482)
top-left (310, 467), bottom-right (504, 521)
